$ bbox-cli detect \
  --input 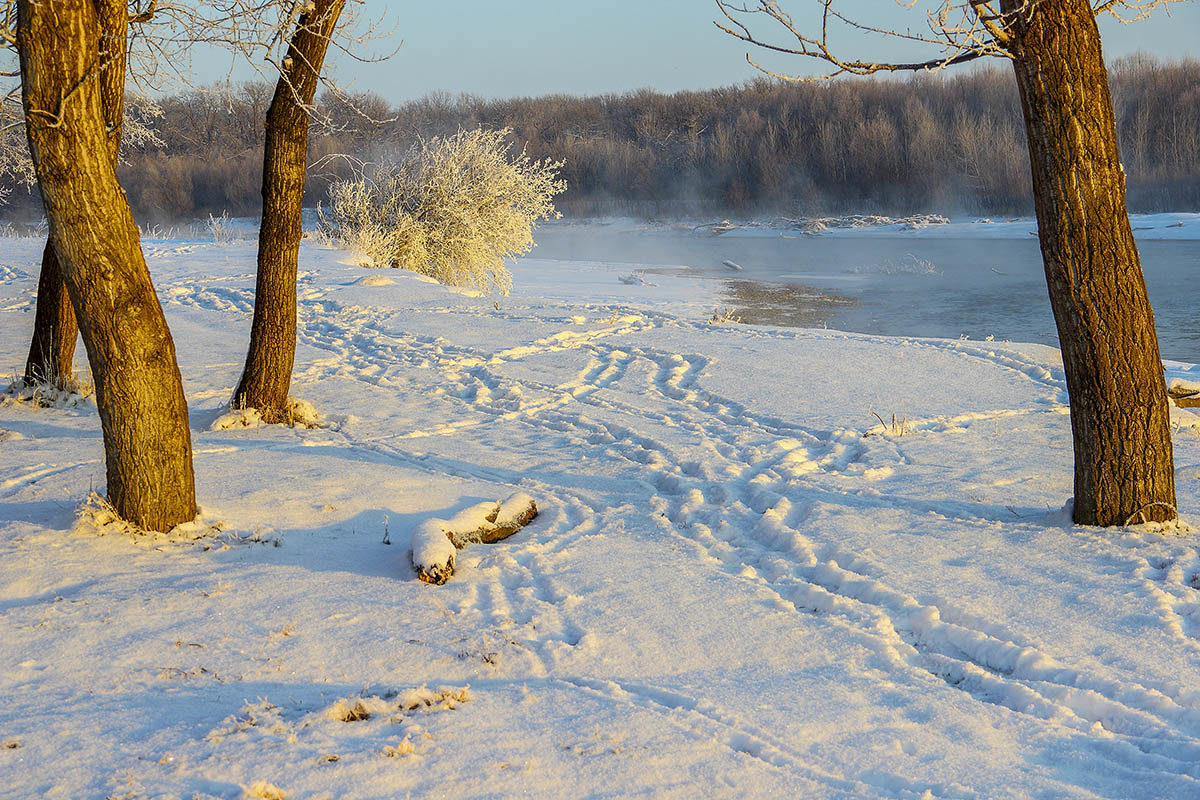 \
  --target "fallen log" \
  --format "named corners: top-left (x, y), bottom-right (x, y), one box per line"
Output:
top-left (1168, 384), bottom-right (1200, 408)
top-left (412, 493), bottom-right (538, 585)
